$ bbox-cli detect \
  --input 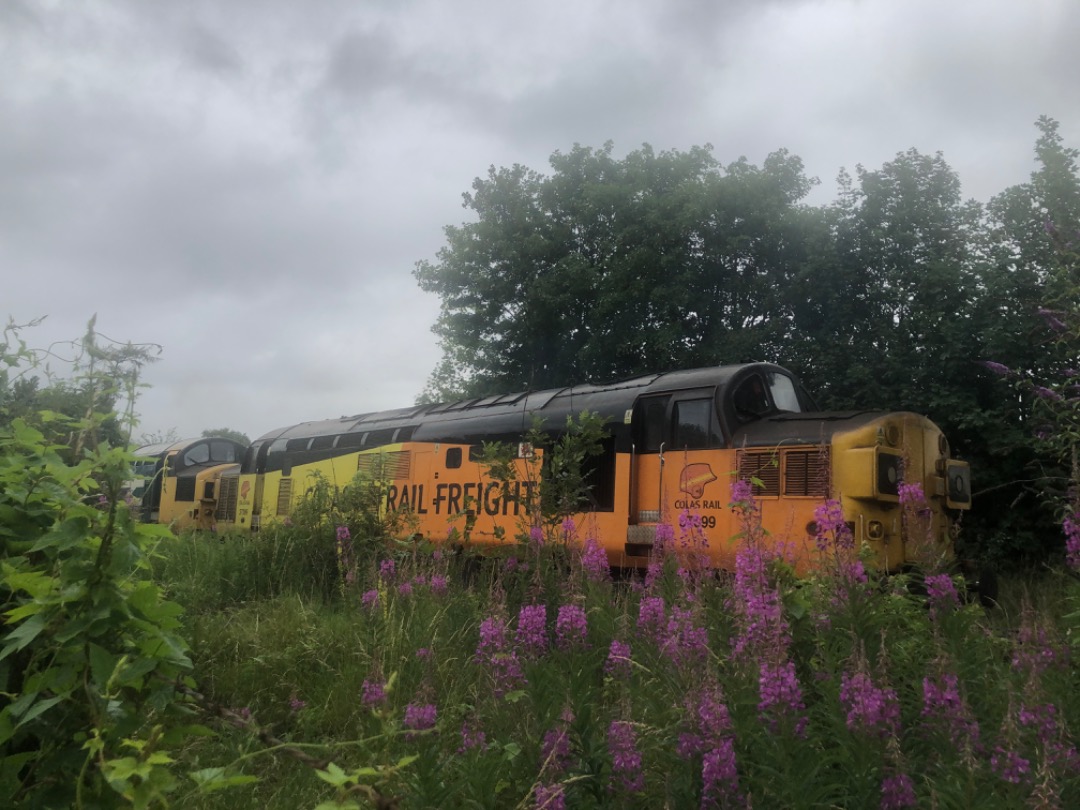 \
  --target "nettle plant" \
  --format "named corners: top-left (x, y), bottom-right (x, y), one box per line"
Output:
top-left (0, 319), bottom-right (202, 807)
